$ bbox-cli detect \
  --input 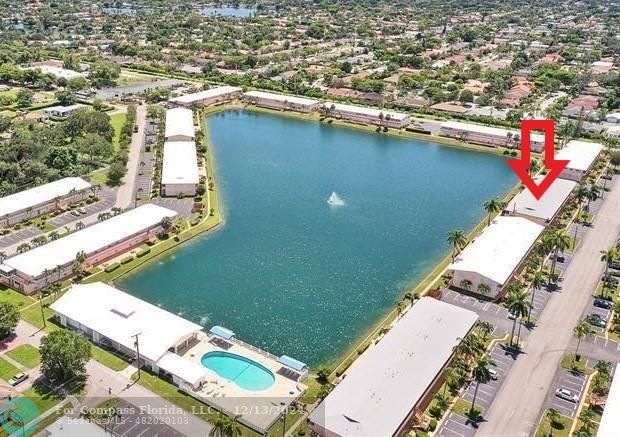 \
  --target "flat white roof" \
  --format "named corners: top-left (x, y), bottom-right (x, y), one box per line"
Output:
top-left (24, 65), bottom-right (84, 79)
top-left (505, 176), bottom-right (577, 222)
top-left (441, 120), bottom-right (546, 142)
top-left (309, 297), bottom-right (478, 437)
top-left (450, 216), bottom-right (545, 285)
top-left (44, 103), bottom-right (86, 113)
top-left (162, 141), bottom-right (200, 186)
top-left (324, 102), bottom-right (410, 121)
top-left (51, 283), bottom-right (202, 363)
top-left (597, 365), bottom-right (620, 437)
top-left (45, 416), bottom-right (108, 437)
top-left (165, 107), bottom-right (195, 139)
top-left (2, 204), bottom-right (177, 278)
top-left (556, 140), bottom-right (603, 172)
top-left (0, 177), bottom-right (91, 219)
top-left (245, 90), bottom-right (320, 106)
top-left (157, 351), bottom-right (210, 386)
top-left (169, 86), bottom-right (242, 104)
